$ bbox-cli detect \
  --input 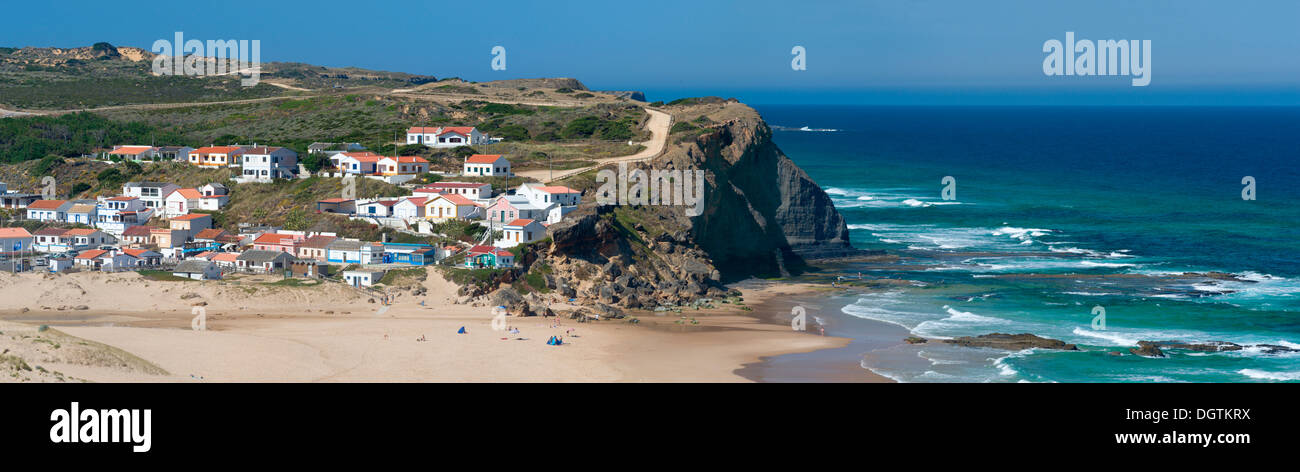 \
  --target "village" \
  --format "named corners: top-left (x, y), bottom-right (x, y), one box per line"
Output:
top-left (0, 125), bottom-right (582, 287)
